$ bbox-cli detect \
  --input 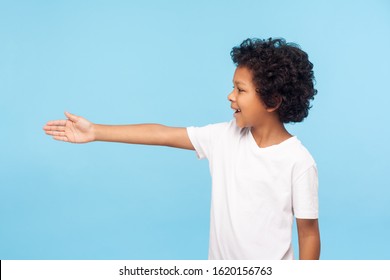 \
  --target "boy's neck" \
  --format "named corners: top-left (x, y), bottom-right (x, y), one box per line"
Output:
top-left (250, 118), bottom-right (292, 148)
